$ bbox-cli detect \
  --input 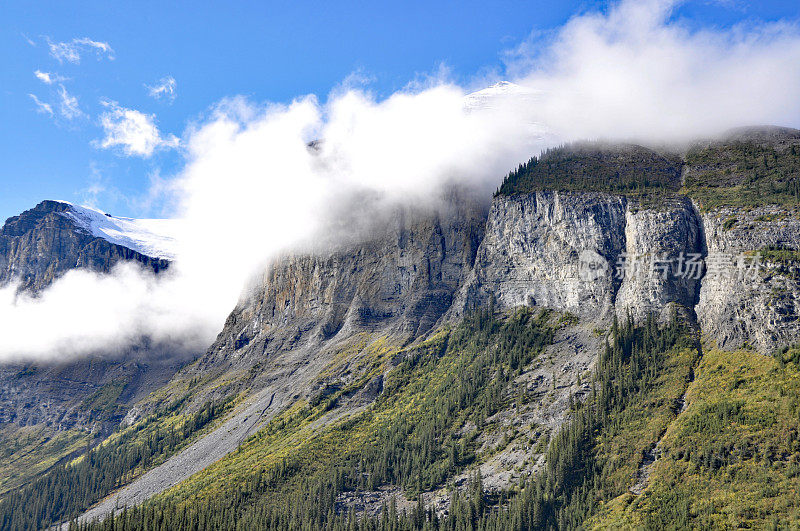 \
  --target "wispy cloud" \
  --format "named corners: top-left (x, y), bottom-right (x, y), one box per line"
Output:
top-left (146, 76), bottom-right (177, 103)
top-left (57, 85), bottom-right (85, 120)
top-left (34, 70), bottom-right (68, 85)
top-left (47, 37), bottom-right (114, 64)
top-left (22, 33), bottom-right (36, 47)
top-left (96, 101), bottom-right (179, 157)
top-left (28, 94), bottom-right (53, 116)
